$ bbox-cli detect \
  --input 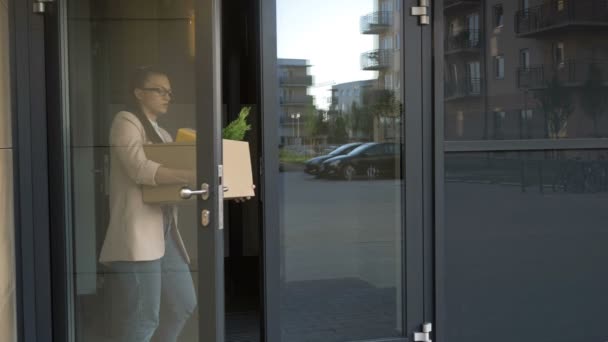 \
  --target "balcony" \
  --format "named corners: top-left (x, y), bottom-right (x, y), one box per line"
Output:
top-left (517, 60), bottom-right (608, 89)
top-left (280, 75), bottom-right (313, 87)
top-left (445, 29), bottom-right (482, 54)
top-left (444, 77), bottom-right (483, 100)
top-left (516, 0), bottom-right (608, 37)
top-left (444, 0), bottom-right (481, 12)
top-left (360, 11), bottom-right (392, 34)
top-left (280, 95), bottom-right (314, 106)
top-left (361, 49), bottom-right (392, 71)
